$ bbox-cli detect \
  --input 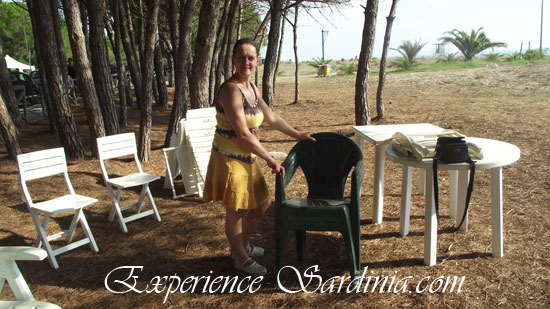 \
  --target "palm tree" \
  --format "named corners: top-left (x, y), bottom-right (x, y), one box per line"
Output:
top-left (391, 39), bottom-right (426, 70)
top-left (439, 27), bottom-right (507, 61)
